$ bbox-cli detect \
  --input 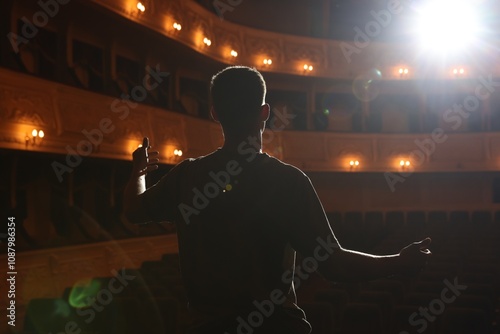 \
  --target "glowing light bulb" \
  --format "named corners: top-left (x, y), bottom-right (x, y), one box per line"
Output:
top-left (137, 2), bottom-right (145, 12)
